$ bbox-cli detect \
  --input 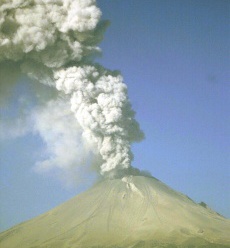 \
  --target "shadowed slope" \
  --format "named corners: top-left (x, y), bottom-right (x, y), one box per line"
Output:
top-left (0, 176), bottom-right (229, 247)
